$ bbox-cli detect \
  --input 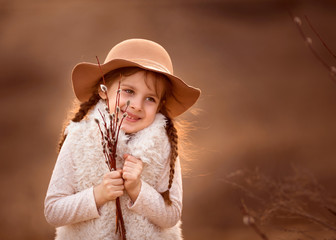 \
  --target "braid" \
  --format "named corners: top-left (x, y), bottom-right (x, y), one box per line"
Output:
top-left (72, 92), bottom-right (101, 122)
top-left (161, 117), bottom-right (178, 205)
top-left (58, 92), bottom-right (101, 152)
